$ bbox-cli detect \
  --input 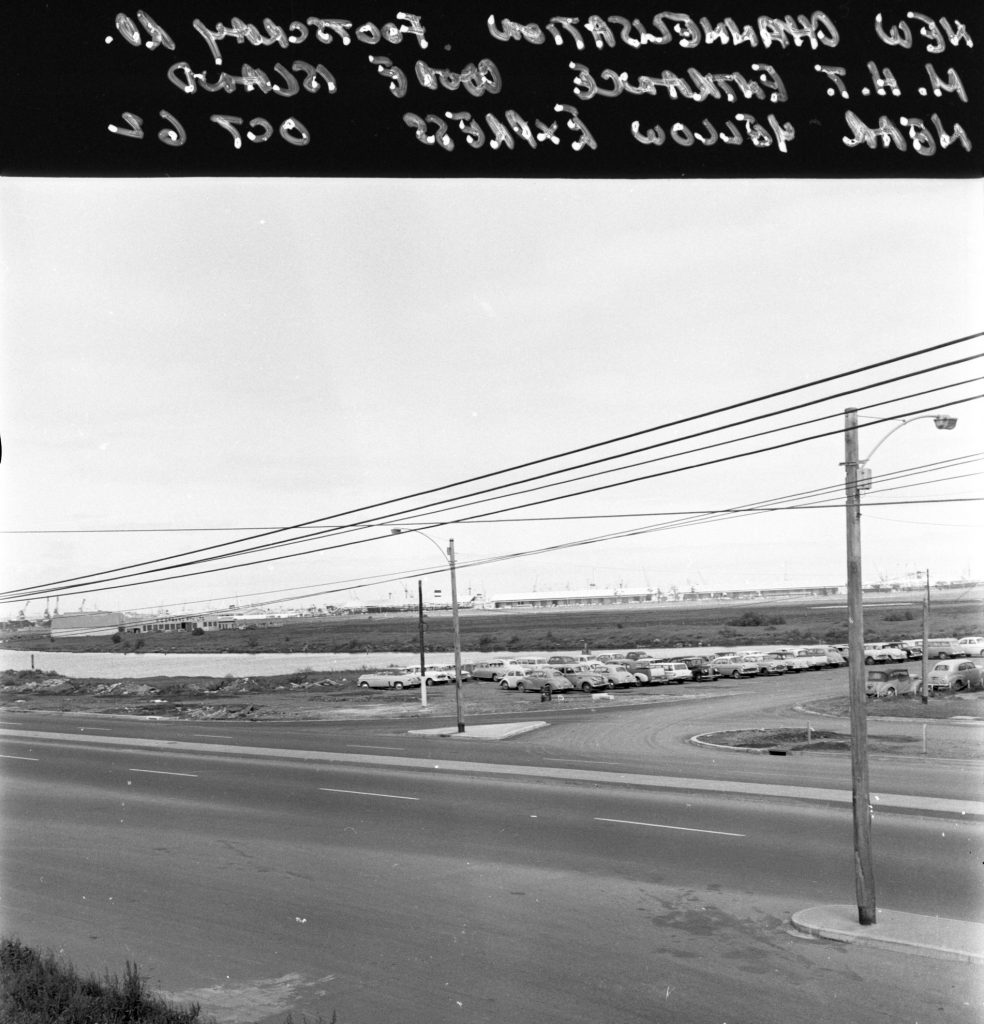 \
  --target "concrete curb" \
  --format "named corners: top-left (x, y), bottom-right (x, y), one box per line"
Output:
top-left (791, 905), bottom-right (984, 963)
